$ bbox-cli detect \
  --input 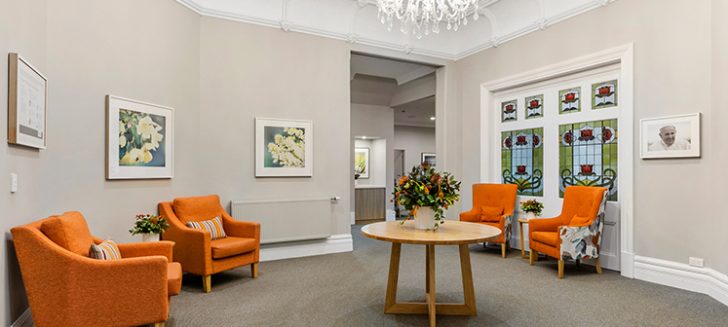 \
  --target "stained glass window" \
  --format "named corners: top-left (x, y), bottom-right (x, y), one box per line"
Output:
top-left (501, 128), bottom-right (543, 196)
top-left (559, 119), bottom-right (618, 201)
